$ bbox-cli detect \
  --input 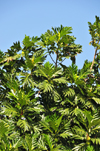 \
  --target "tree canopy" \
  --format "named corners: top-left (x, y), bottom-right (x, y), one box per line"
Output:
top-left (0, 16), bottom-right (100, 151)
